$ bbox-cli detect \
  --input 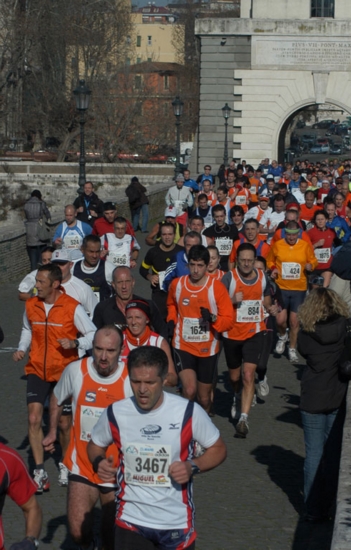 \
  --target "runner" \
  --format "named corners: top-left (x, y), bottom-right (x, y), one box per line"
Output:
top-left (87, 346), bottom-right (227, 550)
top-left (101, 217), bottom-right (140, 268)
top-left (222, 243), bottom-right (272, 438)
top-left (139, 222), bottom-right (183, 320)
top-left (266, 220), bottom-right (318, 363)
top-left (207, 245), bottom-right (225, 279)
top-left (228, 218), bottom-right (270, 270)
top-left (42, 326), bottom-right (131, 550)
top-left (167, 245), bottom-right (233, 413)
top-left (203, 204), bottom-right (239, 271)
top-left (307, 210), bottom-right (337, 288)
